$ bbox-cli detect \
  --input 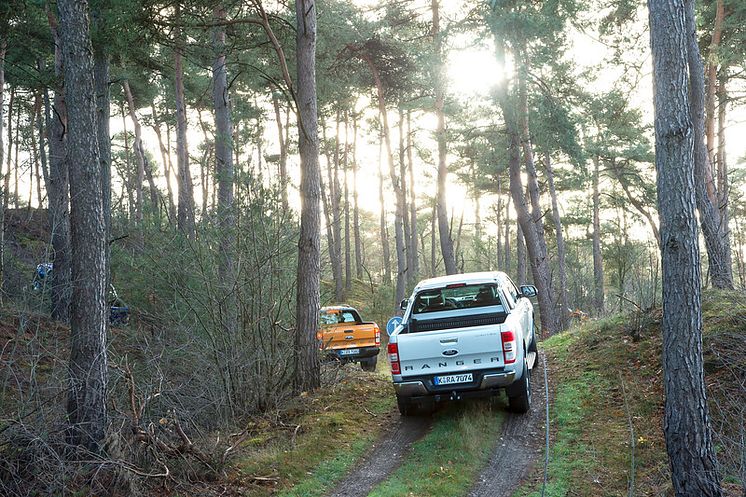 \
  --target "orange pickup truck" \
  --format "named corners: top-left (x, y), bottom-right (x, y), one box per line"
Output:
top-left (318, 306), bottom-right (381, 371)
